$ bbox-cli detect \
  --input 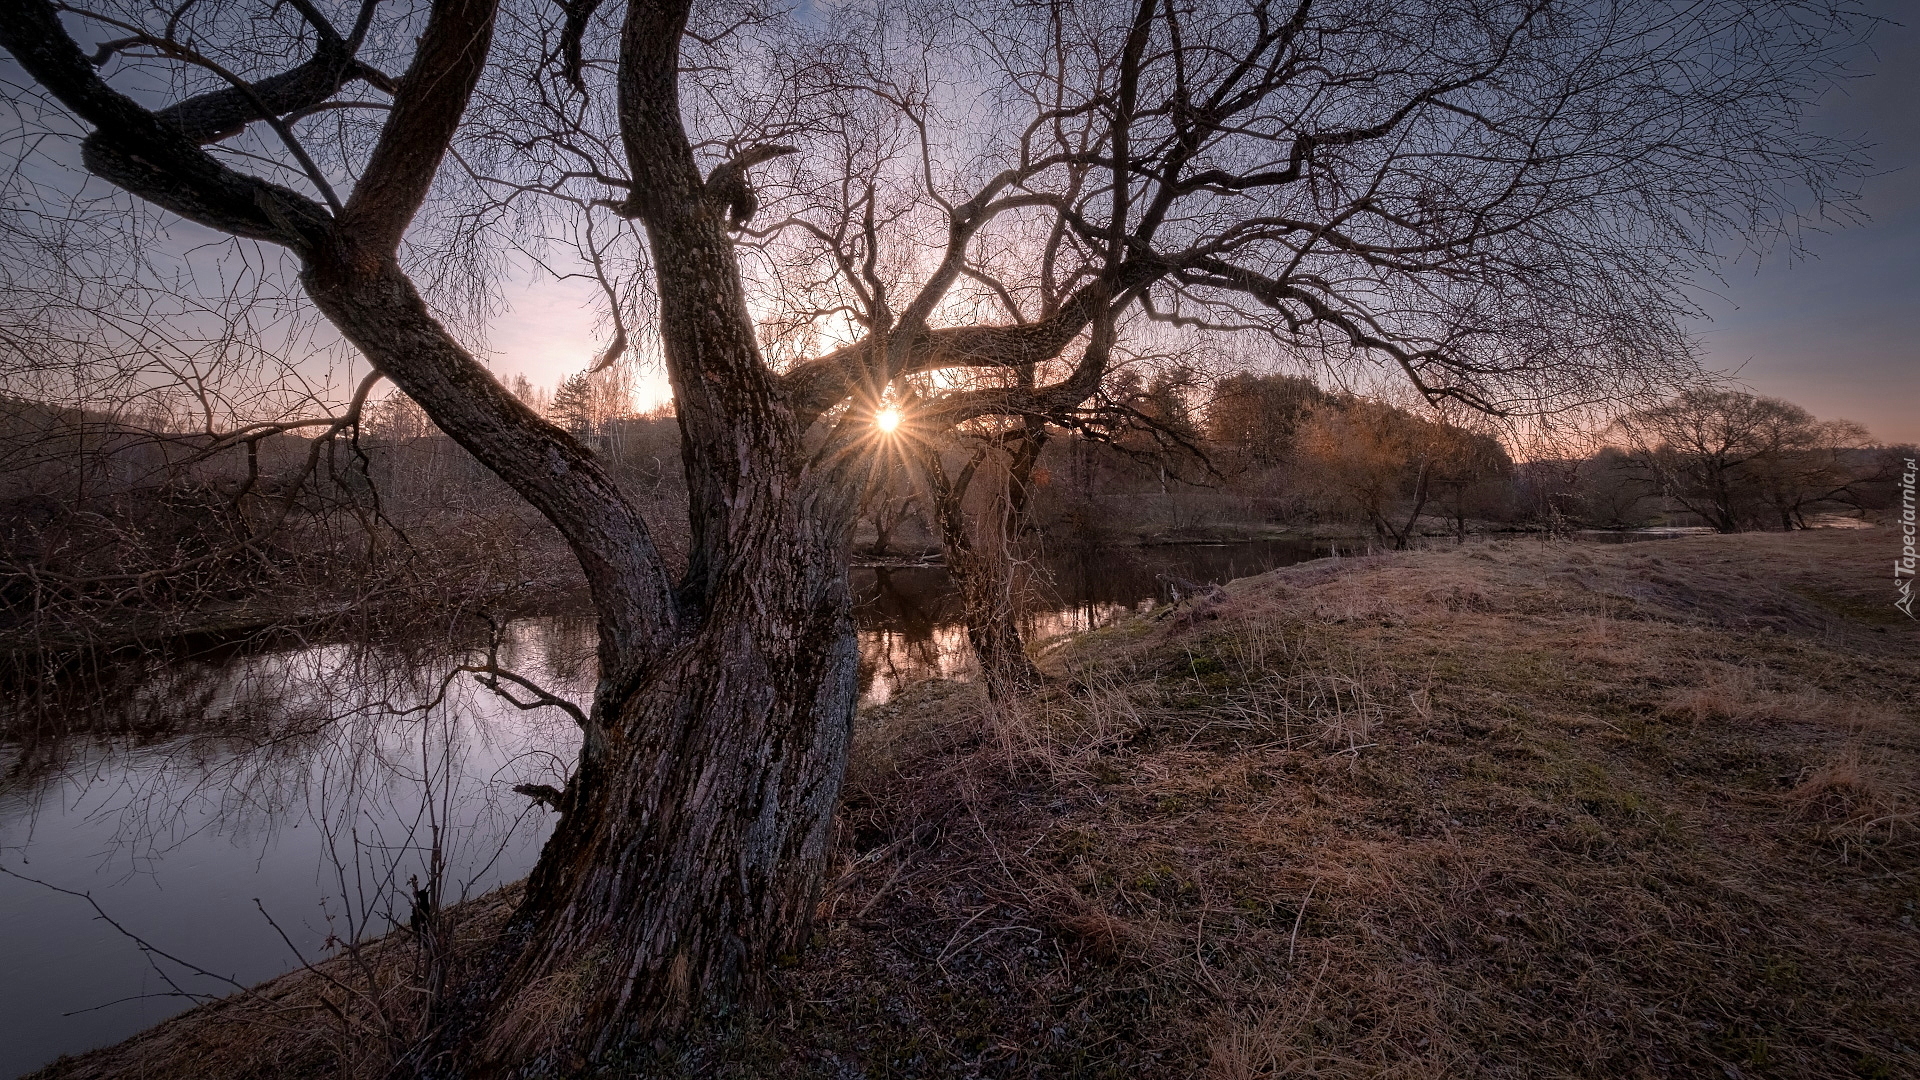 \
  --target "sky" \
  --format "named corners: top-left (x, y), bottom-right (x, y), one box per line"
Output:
top-left (477, 0), bottom-right (1920, 442)
top-left (1679, 0), bottom-right (1920, 445)
top-left (1, 4), bottom-right (1912, 439)
top-left (484, 272), bottom-right (670, 408)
